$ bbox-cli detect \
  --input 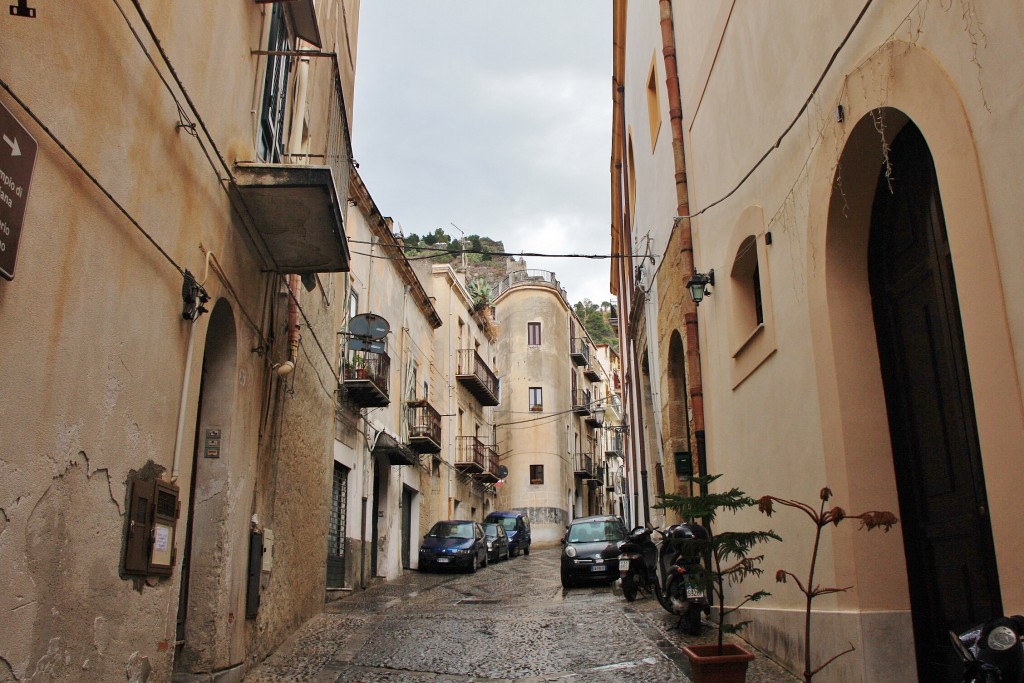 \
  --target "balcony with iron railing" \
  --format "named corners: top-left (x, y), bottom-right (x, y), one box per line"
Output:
top-left (341, 350), bottom-right (390, 407)
top-left (406, 399), bottom-right (442, 454)
top-left (455, 436), bottom-right (487, 474)
top-left (456, 349), bottom-right (500, 406)
top-left (233, 48), bottom-right (352, 274)
top-left (605, 433), bottom-right (624, 458)
top-left (475, 442), bottom-right (501, 483)
top-left (490, 269), bottom-right (568, 303)
top-left (583, 361), bottom-right (602, 382)
top-left (569, 334), bottom-right (590, 366)
top-left (572, 387), bottom-right (592, 416)
top-left (573, 450), bottom-right (595, 479)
